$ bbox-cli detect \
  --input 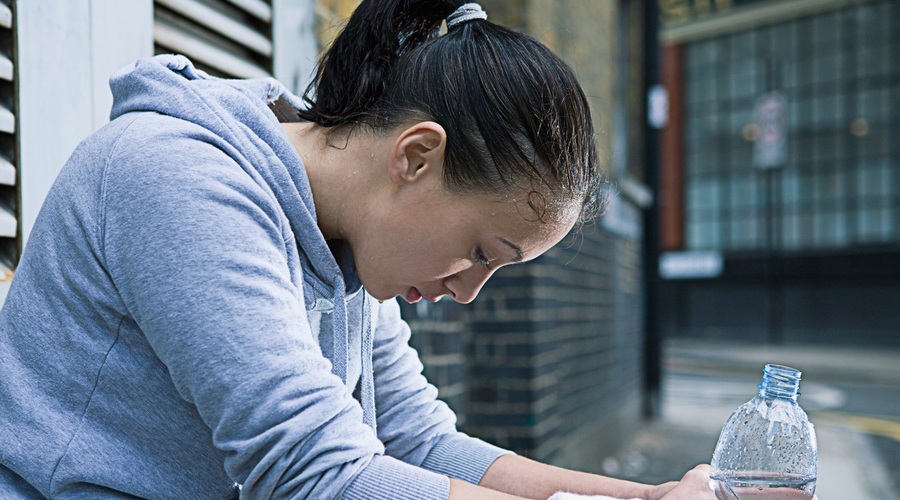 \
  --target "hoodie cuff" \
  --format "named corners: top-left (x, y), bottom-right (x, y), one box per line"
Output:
top-left (342, 454), bottom-right (450, 500)
top-left (420, 432), bottom-right (514, 485)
